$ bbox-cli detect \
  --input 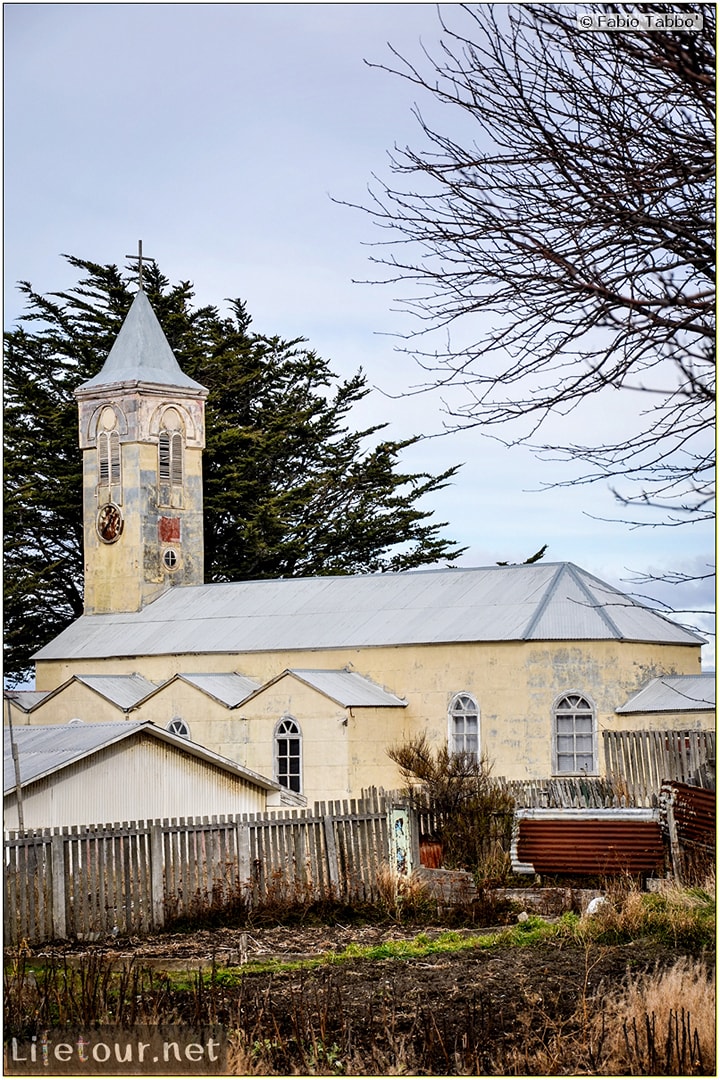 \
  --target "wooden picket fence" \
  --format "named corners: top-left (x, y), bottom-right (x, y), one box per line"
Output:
top-left (6, 733), bottom-right (715, 945)
top-left (4, 790), bottom-right (405, 946)
top-left (504, 775), bottom-right (625, 809)
top-left (503, 730), bottom-right (715, 810)
top-left (603, 729), bottom-right (716, 806)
